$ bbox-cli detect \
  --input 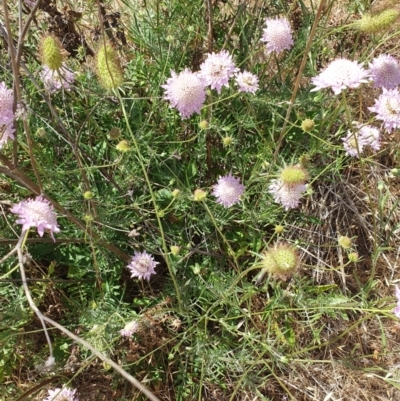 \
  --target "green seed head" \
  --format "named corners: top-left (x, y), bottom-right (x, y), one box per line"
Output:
top-left (83, 191), bottom-right (94, 200)
top-left (199, 120), bottom-right (209, 130)
top-left (40, 35), bottom-right (66, 70)
top-left (96, 43), bottom-right (124, 90)
top-left (301, 119), bottom-right (315, 132)
top-left (348, 252), bottom-right (359, 263)
top-left (116, 140), bottom-right (130, 152)
top-left (274, 225), bottom-right (284, 234)
top-left (193, 189), bottom-right (207, 201)
top-left (355, 9), bottom-right (399, 34)
top-left (261, 243), bottom-right (299, 278)
top-left (222, 136), bottom-right (233, 146)
top-left (338, 236), bottom-right (352, 249)
top-left (279, 165), bottom-right (308, 185)
top-left (170, 245), bottom-right (181, 255)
